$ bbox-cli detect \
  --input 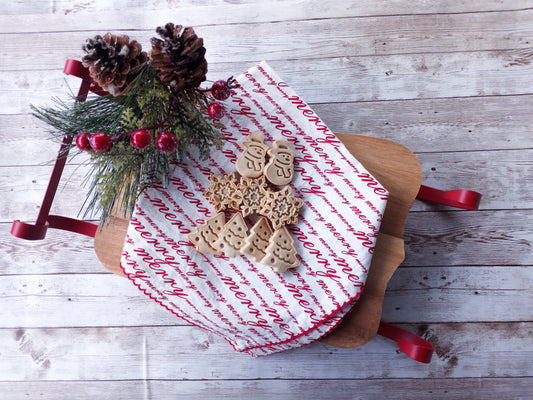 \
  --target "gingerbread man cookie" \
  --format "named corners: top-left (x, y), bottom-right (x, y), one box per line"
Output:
top-left (263, 140), bottom-right (295, 186)
top-left (235, 133), bottom-right (270, 178)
